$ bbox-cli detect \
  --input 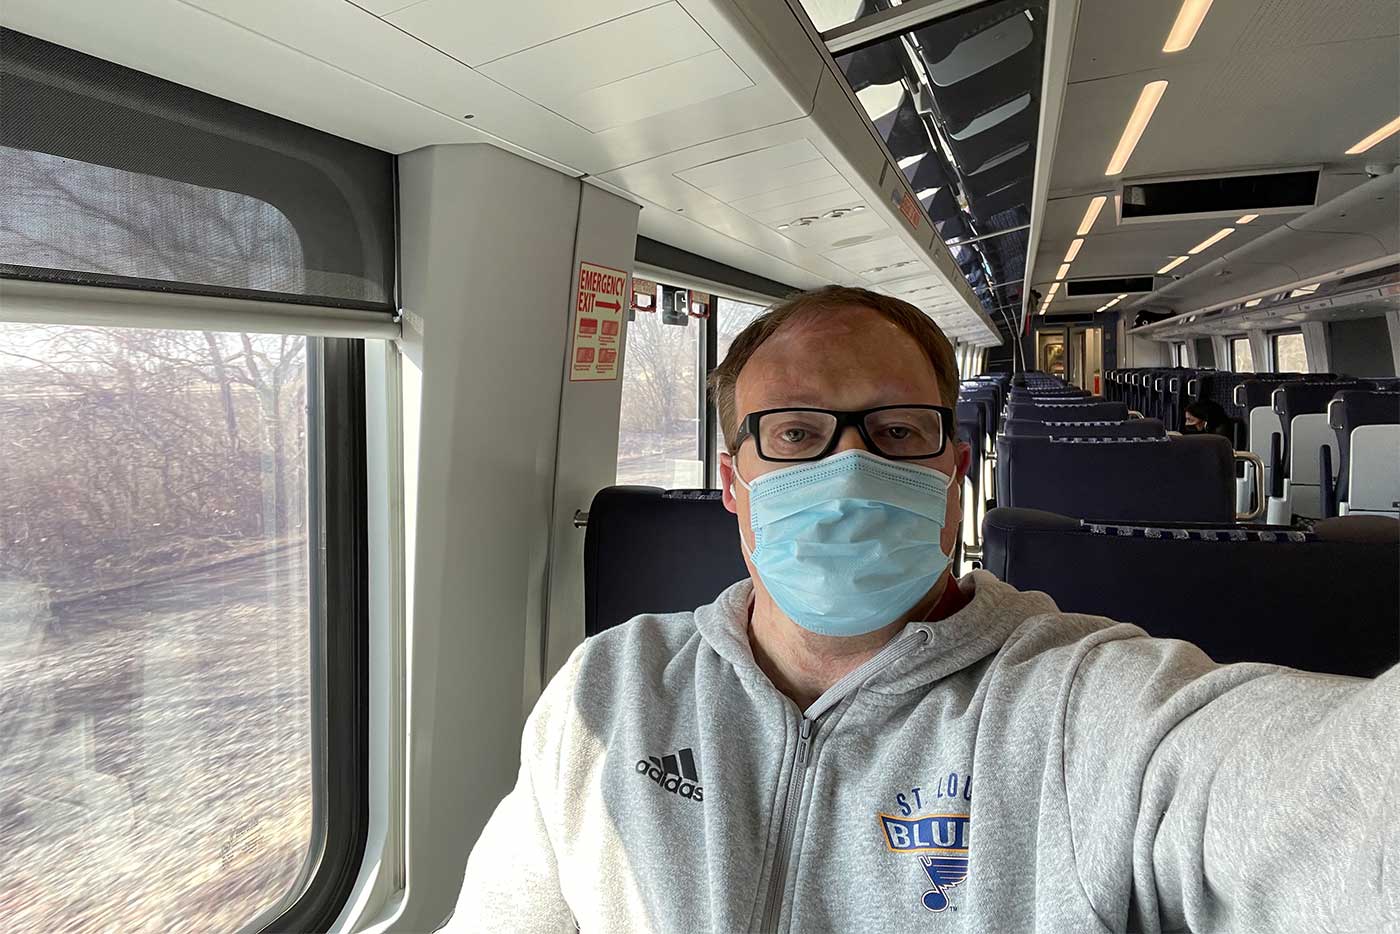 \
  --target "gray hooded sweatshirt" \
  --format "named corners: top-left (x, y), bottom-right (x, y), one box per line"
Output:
top-left (461, 571), bottom-right (1399, 932)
